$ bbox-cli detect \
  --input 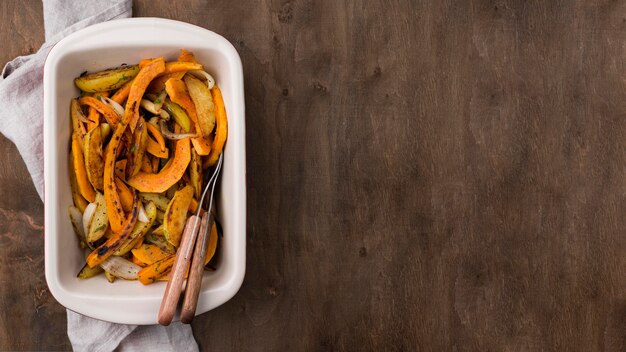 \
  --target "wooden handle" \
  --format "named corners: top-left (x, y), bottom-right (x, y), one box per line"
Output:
top-left (180, 212), bottom-right (212, 323)
top-left (157, 215), bottom-right (201, 326)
